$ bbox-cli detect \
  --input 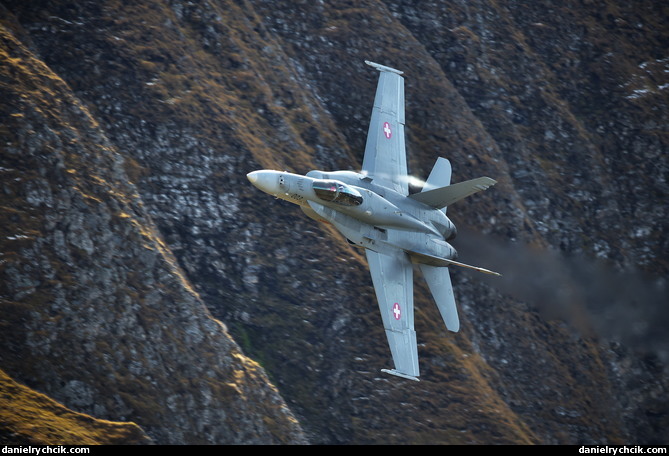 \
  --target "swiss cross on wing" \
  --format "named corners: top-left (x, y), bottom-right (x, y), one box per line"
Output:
top-left (392, 302), bottom-right (401, 320)
top-left (383, 122), bottom-right (392, 139)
